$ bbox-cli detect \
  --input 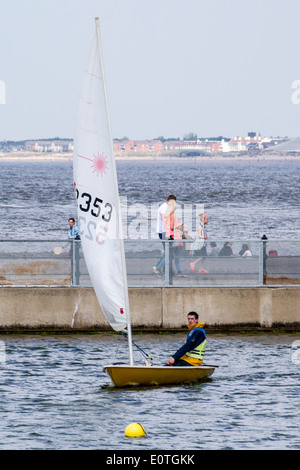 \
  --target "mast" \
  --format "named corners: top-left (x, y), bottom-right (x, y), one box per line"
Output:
top-left (95, 18), bottom-right (134, 366)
